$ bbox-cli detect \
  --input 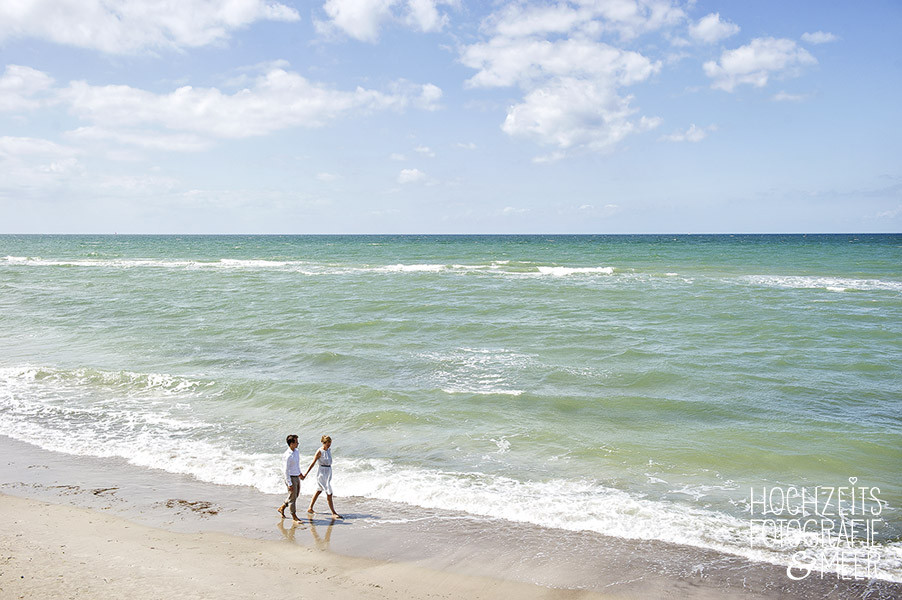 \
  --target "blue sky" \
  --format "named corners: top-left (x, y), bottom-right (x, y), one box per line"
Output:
top-left (1, 0), bottom-right (900, 233)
